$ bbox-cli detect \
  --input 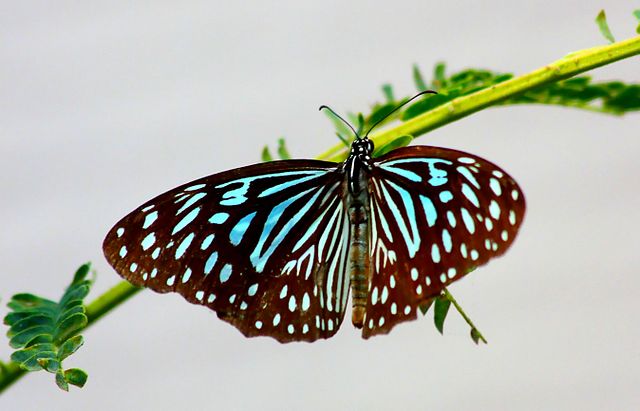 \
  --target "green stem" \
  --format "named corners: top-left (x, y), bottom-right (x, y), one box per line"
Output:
top-left (443, 289), bottom-right (488, 344)
top-left (318, 35), bottom-right (640, 161)
top-left (0, 282), bottom-right (141, 394)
